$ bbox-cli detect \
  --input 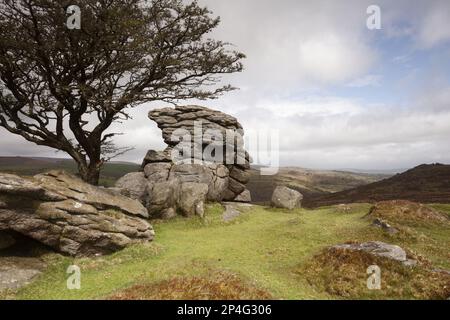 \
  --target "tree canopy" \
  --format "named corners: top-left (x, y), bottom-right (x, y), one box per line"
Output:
top-left (0, 0), bottom-right (244, 184)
